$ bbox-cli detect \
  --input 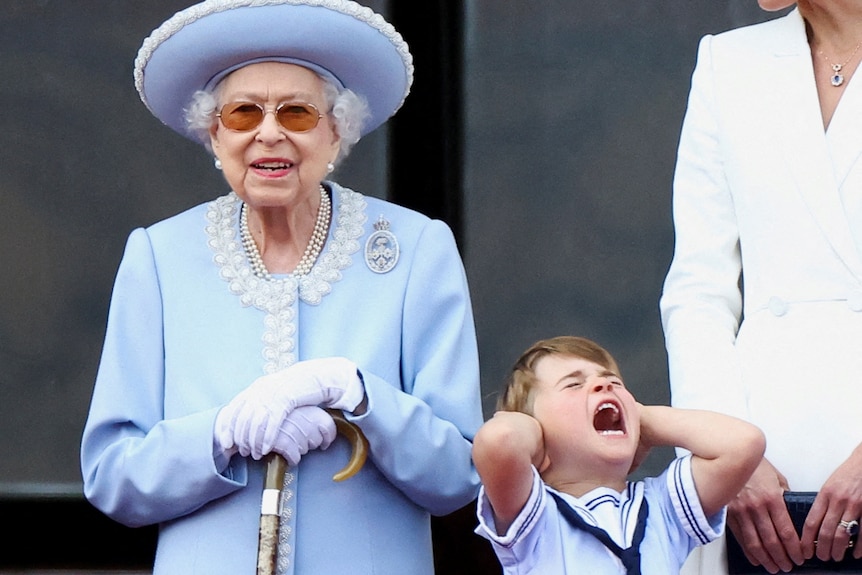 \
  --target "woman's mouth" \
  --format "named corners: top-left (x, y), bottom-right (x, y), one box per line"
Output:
top-left (252, 161), bottom-right (293, 171)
